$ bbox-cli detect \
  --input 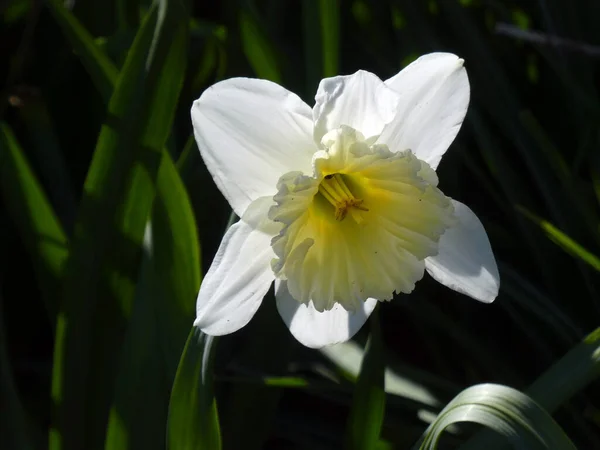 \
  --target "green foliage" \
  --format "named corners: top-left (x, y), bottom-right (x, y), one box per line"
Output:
top-left (2, 0), bottom-right (600, 449)
top-left (417, 384), bottom-right (577, 450)
top-left (167, 330), bottom-right (221, 450)
top-left (0, 123), bottom-right (68, 319)
top-left (346, 310), bottom-right (386, 449)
